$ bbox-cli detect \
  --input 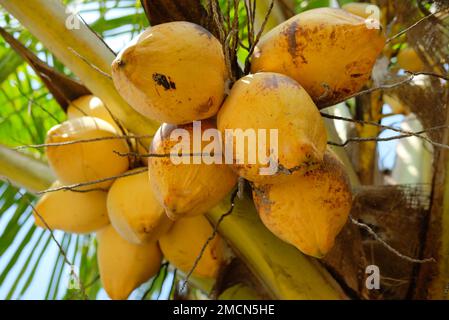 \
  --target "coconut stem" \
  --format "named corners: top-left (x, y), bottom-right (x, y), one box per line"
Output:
top-left (0, 144), bottom-right (54, 193)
